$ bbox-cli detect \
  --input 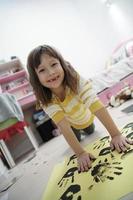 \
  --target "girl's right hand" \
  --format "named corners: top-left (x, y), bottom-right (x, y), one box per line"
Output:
top-left (77, 151), bottom-right (96, 172)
